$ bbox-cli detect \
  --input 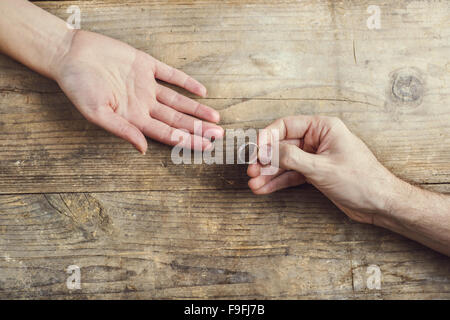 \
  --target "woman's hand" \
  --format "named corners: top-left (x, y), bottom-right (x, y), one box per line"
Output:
top-left (54, 30), bottom-right (223, 154)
